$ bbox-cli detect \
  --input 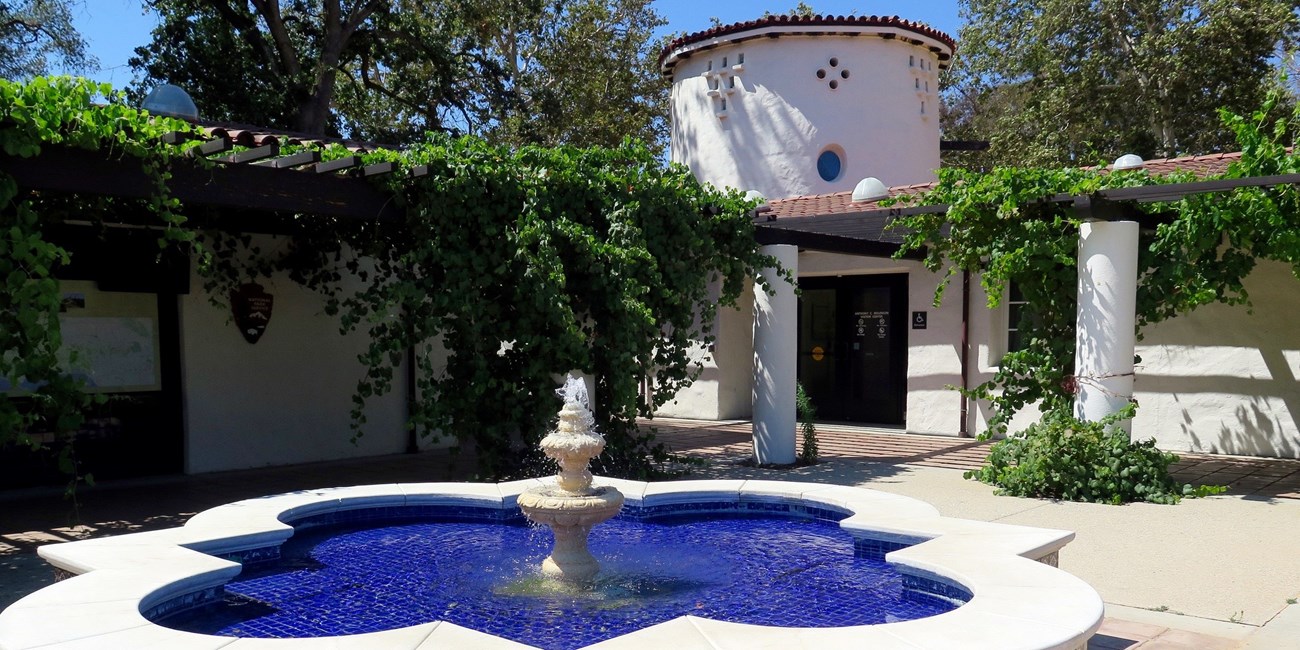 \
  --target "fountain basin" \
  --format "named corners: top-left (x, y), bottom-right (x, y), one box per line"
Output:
top-left (0, 479), bottom-right (1104, 649)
